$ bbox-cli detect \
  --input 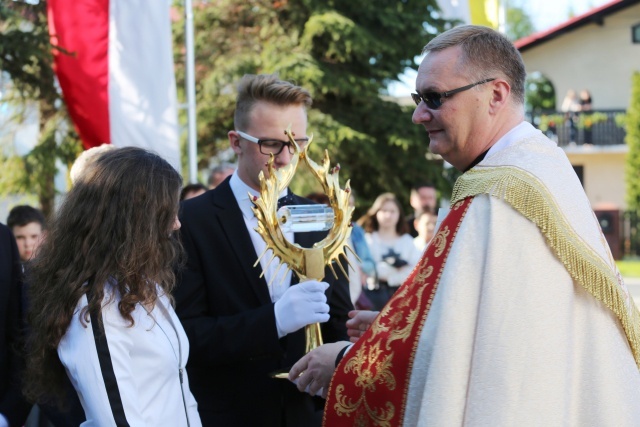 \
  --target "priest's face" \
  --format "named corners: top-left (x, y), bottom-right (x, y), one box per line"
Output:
top-left (412, 46), bottom-right (494, 171)
top-left (230, 101), bottom-right (308, 191)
